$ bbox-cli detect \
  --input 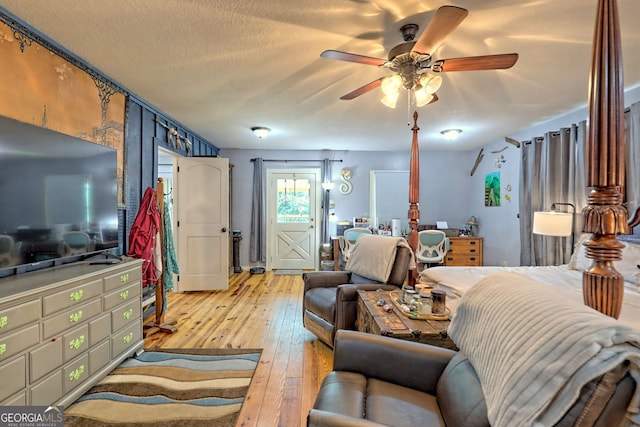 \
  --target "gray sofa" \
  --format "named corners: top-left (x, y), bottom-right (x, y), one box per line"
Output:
top-left (302, 245), bottom-right (411, 347)
top-left (308, 330), bottom-right (635, 427)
